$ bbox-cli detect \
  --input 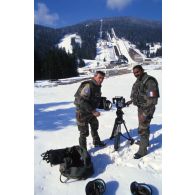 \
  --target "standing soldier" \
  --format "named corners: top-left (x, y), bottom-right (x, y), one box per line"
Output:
top-left (127, 65), bottom-right (160, 159)
top-left (74, 71), bottom-right (106, 150)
